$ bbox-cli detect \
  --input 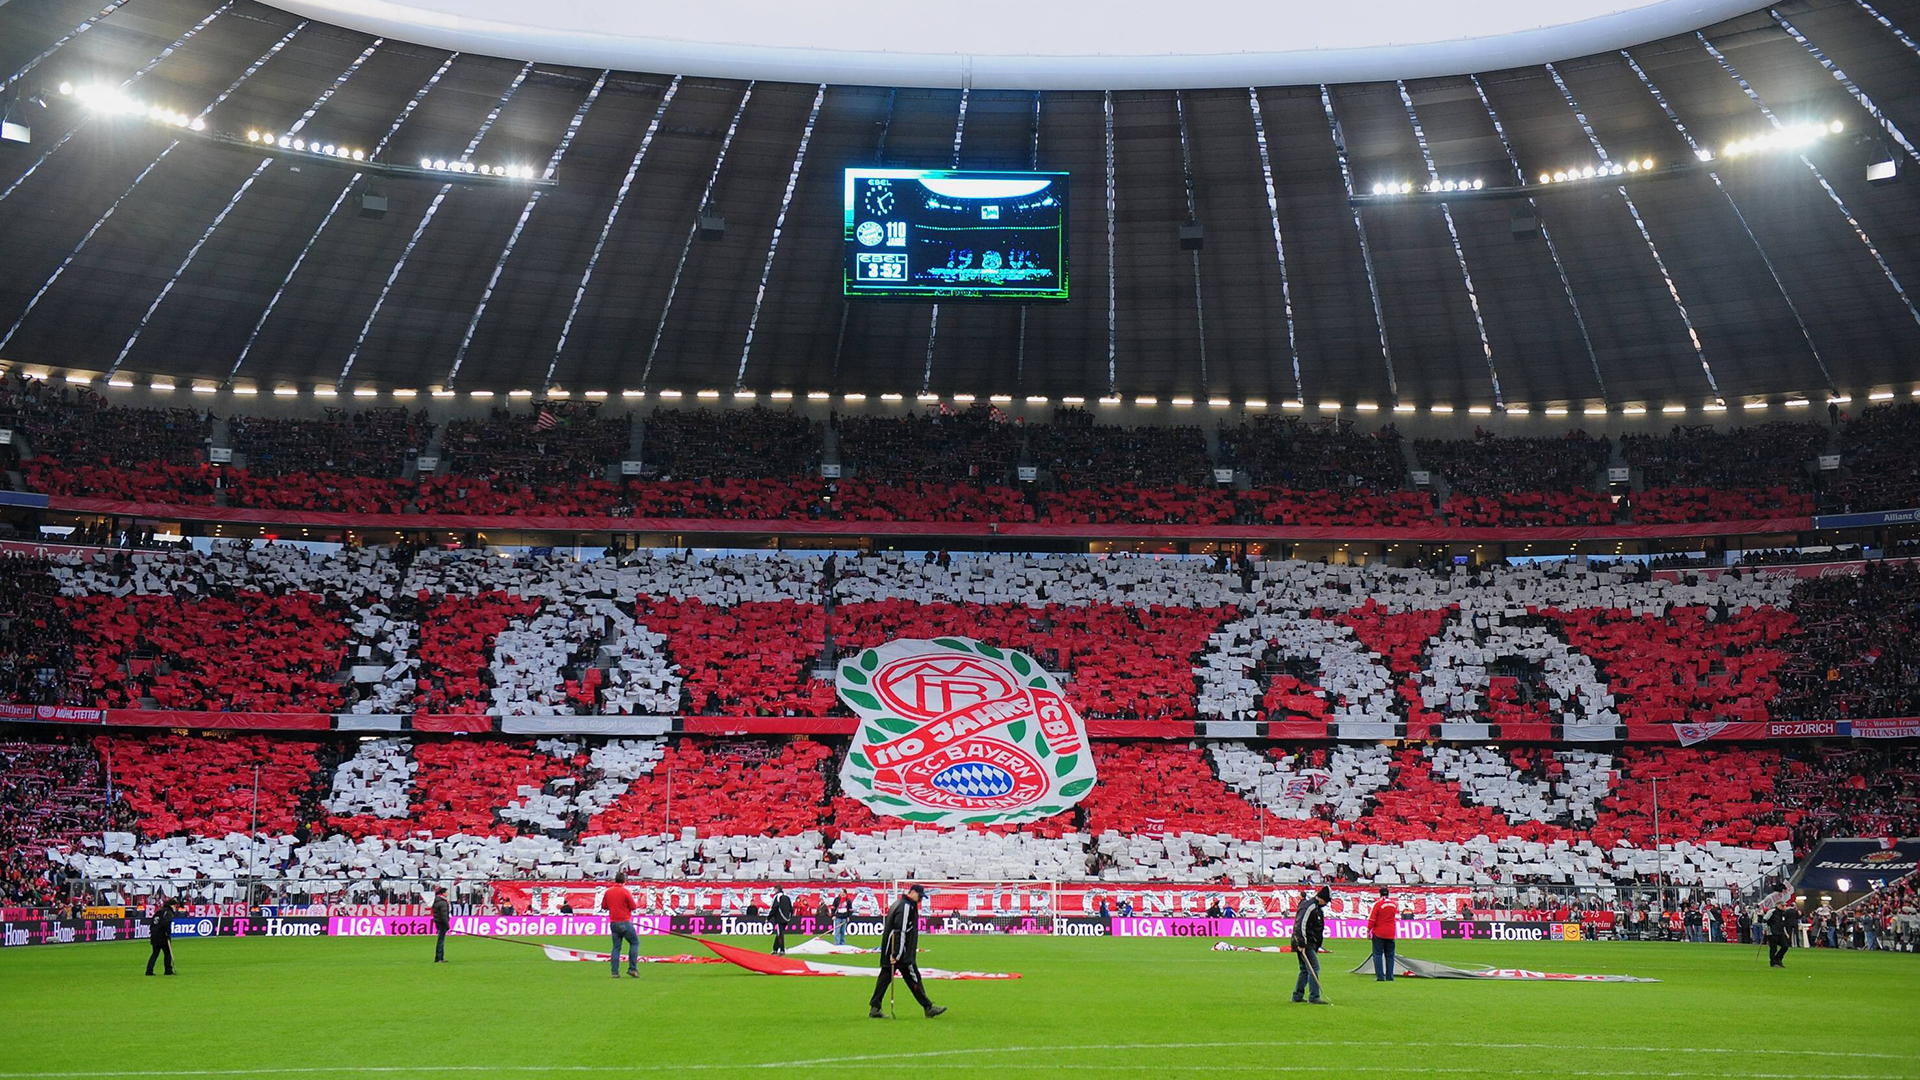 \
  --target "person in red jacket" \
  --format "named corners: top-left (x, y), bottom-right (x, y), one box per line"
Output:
top-left (605, 871), bottom-right (639, 979)
top-left (1368, 885), bottom-right (1400, 982)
